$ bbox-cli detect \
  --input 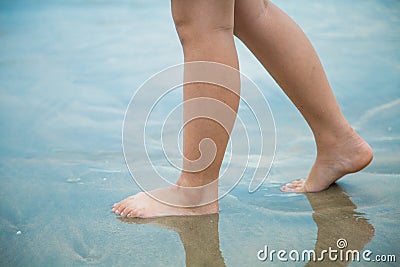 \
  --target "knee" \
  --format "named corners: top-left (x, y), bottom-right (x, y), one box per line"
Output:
top-left (233, 12), bottom-right (246, 39)
top-left (171, 2), bottom-right (234, 47)
top-left (176, 23), bottom-right (234, 48)
top-left (171, 14), bottom-right (197, 46)
top-left (233, 18), bottom-right (244, 39)
top-left (234, 0), bottom-right (269, 38)
top-left (233, 9), bottom-right (245, 38)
